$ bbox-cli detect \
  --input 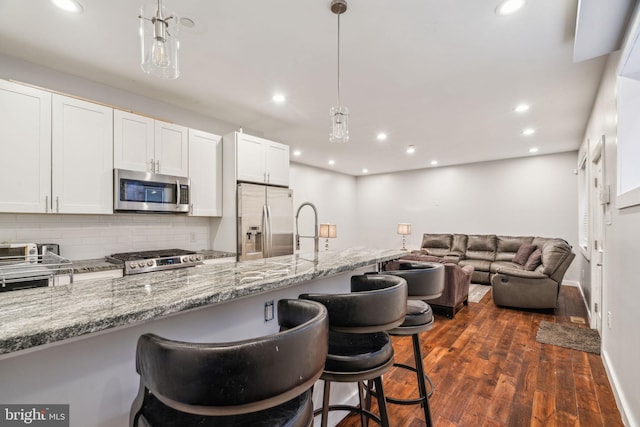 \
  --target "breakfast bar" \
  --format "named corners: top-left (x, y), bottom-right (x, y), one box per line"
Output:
top-left (0, 247), bottom-right (404, 426)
